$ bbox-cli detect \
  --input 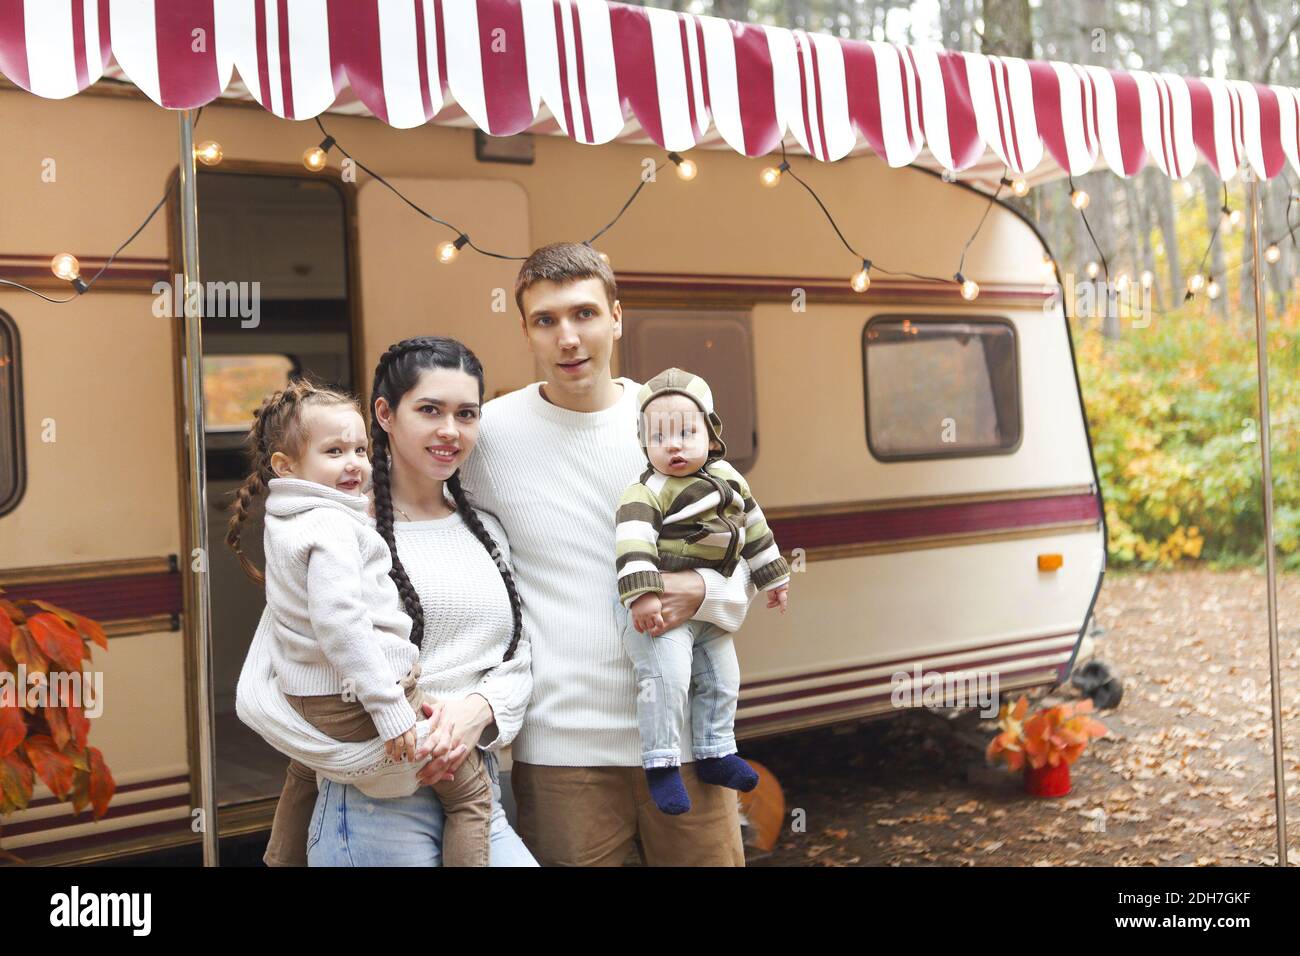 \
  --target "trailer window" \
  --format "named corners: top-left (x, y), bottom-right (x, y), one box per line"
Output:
top-left (862, 317), bottom-right (1020, 460)
top-left (620, 310), bottom-right (758, 473)
top-left (0, 311), bottom-right (23, 515)
top-left (203, 354), bottom-right (296, 432)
